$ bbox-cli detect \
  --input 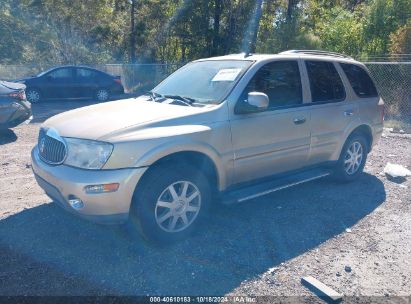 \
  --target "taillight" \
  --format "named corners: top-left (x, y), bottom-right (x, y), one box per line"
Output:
top-left (114, 78), bottom-right (122, 85)
top-left (8, 90), bottom-right (26, 101)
